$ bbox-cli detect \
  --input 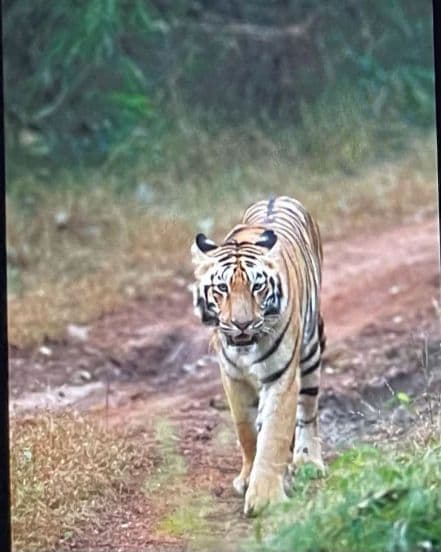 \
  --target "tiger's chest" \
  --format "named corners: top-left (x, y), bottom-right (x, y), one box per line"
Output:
top-left (218, 332), bottom-right (296, 390)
